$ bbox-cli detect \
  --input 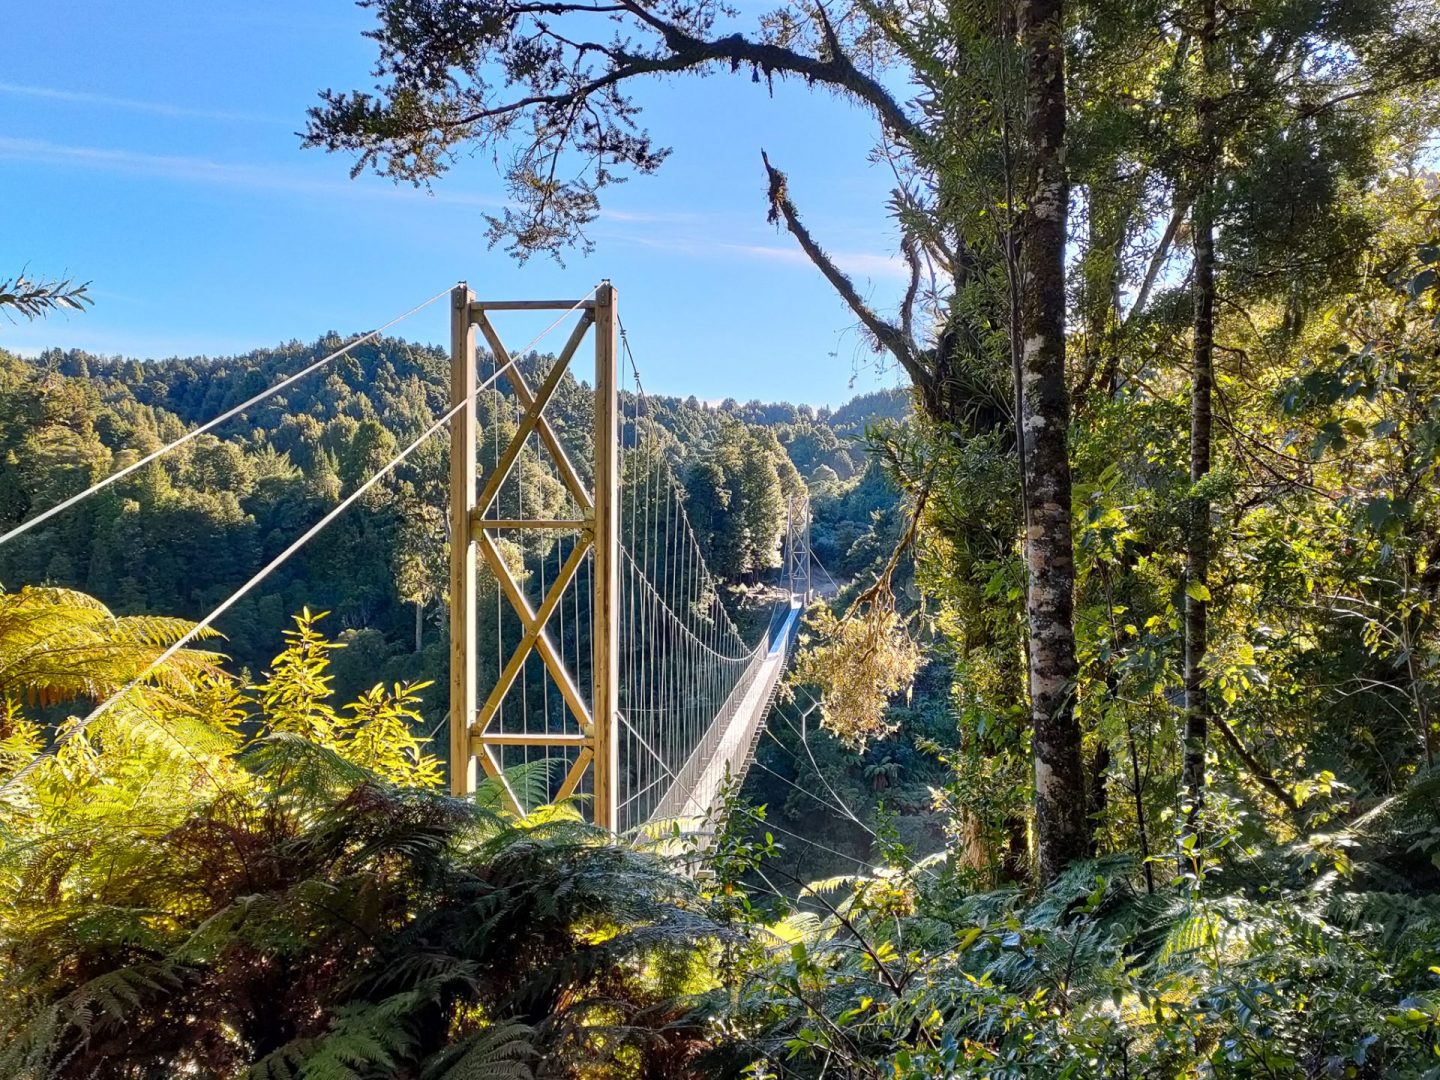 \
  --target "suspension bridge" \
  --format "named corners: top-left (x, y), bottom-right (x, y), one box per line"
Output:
top-left (0, 281), bottom-right (818, 836)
